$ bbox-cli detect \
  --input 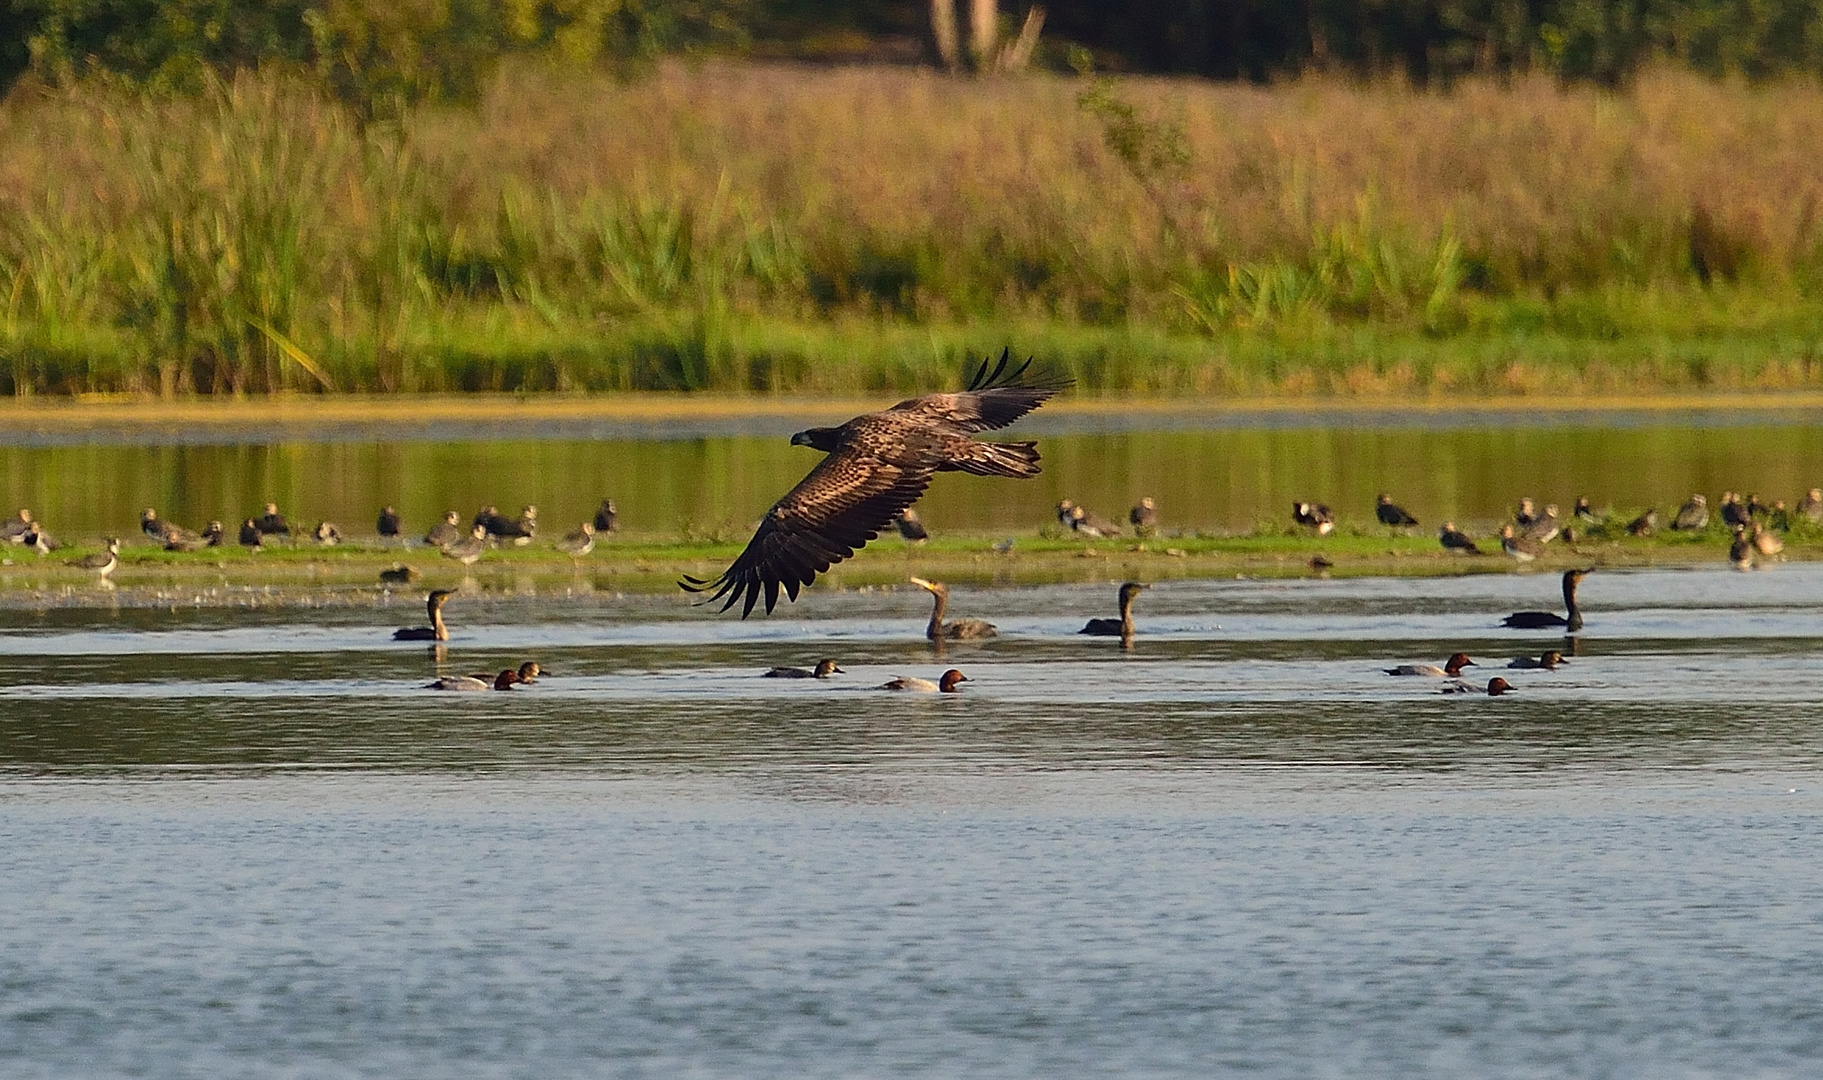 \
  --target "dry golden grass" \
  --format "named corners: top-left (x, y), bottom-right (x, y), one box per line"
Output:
top-left (1, 62), bottom-right (1821, 396)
